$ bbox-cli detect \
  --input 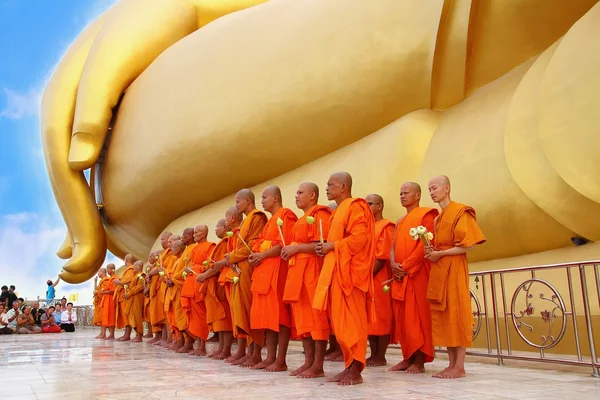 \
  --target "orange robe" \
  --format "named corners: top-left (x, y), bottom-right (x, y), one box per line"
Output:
top-left (250, 208), bottom-right (297, 332)
top-left (203, 239), bottom-right (233, 333)
top-left (153, 249), bottom-right (175, 328)
top-left (314, 198), bottom-right (376, 370)
top-left (367, 219), bottom-right (395, 336)
top-left (168, 250), bottom-right (192, 334)
top-left (93, 276), bottom-right (109, 326)
top-left (230, 209), bottom-right (268, 345)
top-left (283, 205), bottom-right (331, 340)
top-left (427, 201), bottom-right (485, 348)
top-left (125, 272), bottom-right (146, 334)
top-left (114, 266), bottom-right (135, 329)
top-left (100, 276), bottom-right (116, 327)
top-left (184, 241), bottom-right (215, 340)
top-left (391, 207), bottom-right (438, 363)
